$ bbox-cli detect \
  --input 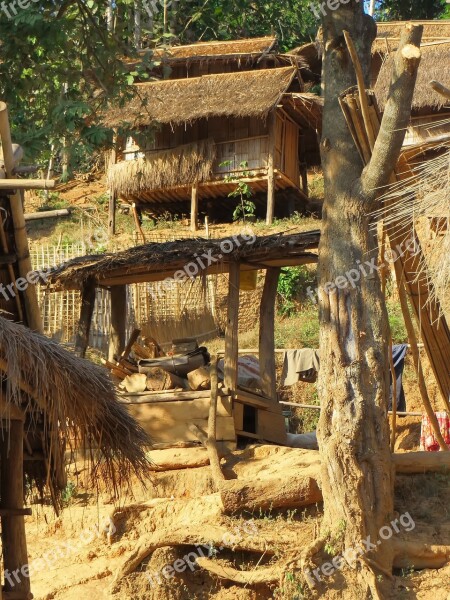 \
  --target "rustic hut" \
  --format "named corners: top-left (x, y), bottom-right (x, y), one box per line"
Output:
top-left (46, 231), bottom-right (320, 450)
top-left (105, 38), bottom-right (322, 229)
top-left (0, 314), bottom-right (150, 598)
